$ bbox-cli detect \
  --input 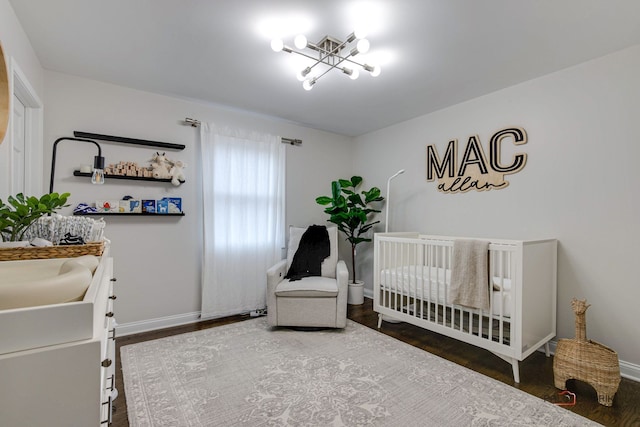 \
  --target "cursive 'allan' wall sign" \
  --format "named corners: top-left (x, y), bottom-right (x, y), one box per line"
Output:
top-left (426, 127), bottom-right (527, 194)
